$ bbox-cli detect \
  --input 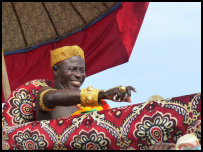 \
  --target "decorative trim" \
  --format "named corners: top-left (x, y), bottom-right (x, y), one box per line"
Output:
top-left (4, 3), bottom-right (122, 56)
